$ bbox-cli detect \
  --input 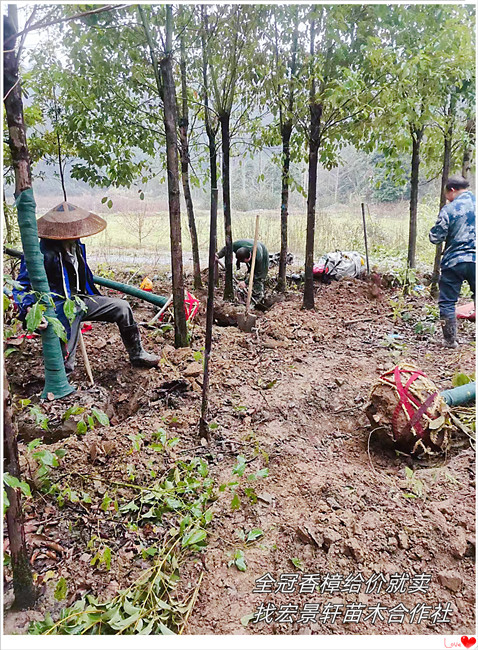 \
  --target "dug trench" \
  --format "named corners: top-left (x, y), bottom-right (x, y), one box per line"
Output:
top-left (3, 276), bottom-right (475, 635)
